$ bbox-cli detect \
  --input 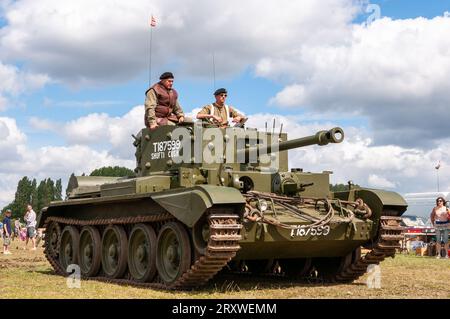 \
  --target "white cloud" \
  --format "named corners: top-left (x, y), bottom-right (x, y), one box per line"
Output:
top-left (64, 113), bottom-right (111, 145)
top-left (0, 115), bottom-right (135, 208)
top-left (58, 106), bottom-right (143, 158)
top-left (245, 113), bottom-right (450, 194)
top-left (368, 174), bottom-right (396, 188)
top-left (269, 85), bottom-right (306, 108)
top-left (0, 61), bottom-right (49, 110)
top-left (265, 15), bottom-right (450, 146)
top-left (29, 116), bottom-right (58, 131)
top-left (0, 117), bottom-right (26, 160)
top-left (0, 0), bottom-right (358, 86)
